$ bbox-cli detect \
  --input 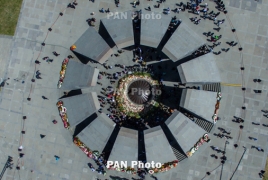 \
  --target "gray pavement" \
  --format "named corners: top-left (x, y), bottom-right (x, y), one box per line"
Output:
top-left (0, 0), bottom-right (268, 179)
